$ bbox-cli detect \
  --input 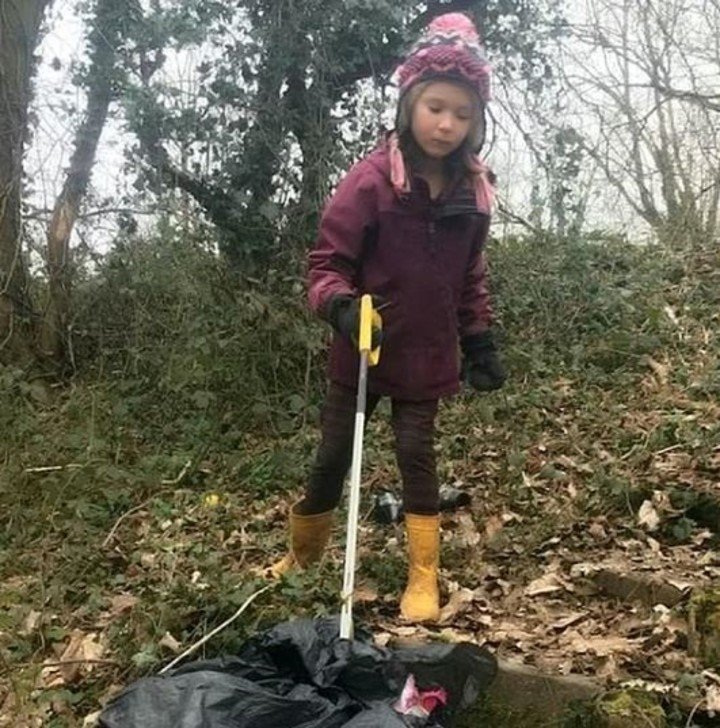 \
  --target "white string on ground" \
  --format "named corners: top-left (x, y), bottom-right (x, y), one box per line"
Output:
top-left (159, 584), bottom-right (274, 675)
